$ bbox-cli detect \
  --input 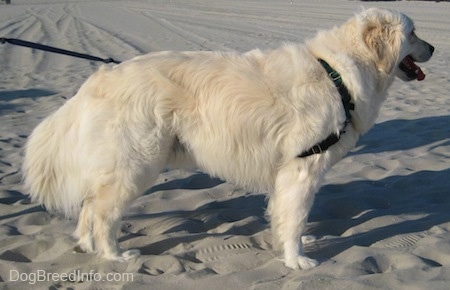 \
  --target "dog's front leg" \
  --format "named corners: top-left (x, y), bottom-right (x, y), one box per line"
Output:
top-left (269, 158), bottom-right (323, 270)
